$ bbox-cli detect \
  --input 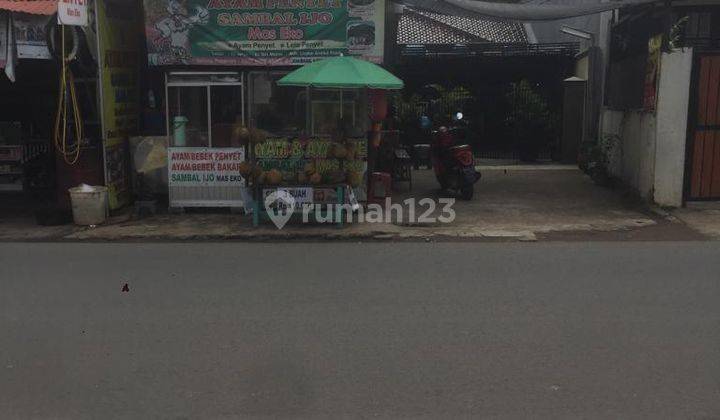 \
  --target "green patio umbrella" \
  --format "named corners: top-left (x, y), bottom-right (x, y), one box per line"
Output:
top-left (277, 56), bottom-right (404, 90)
